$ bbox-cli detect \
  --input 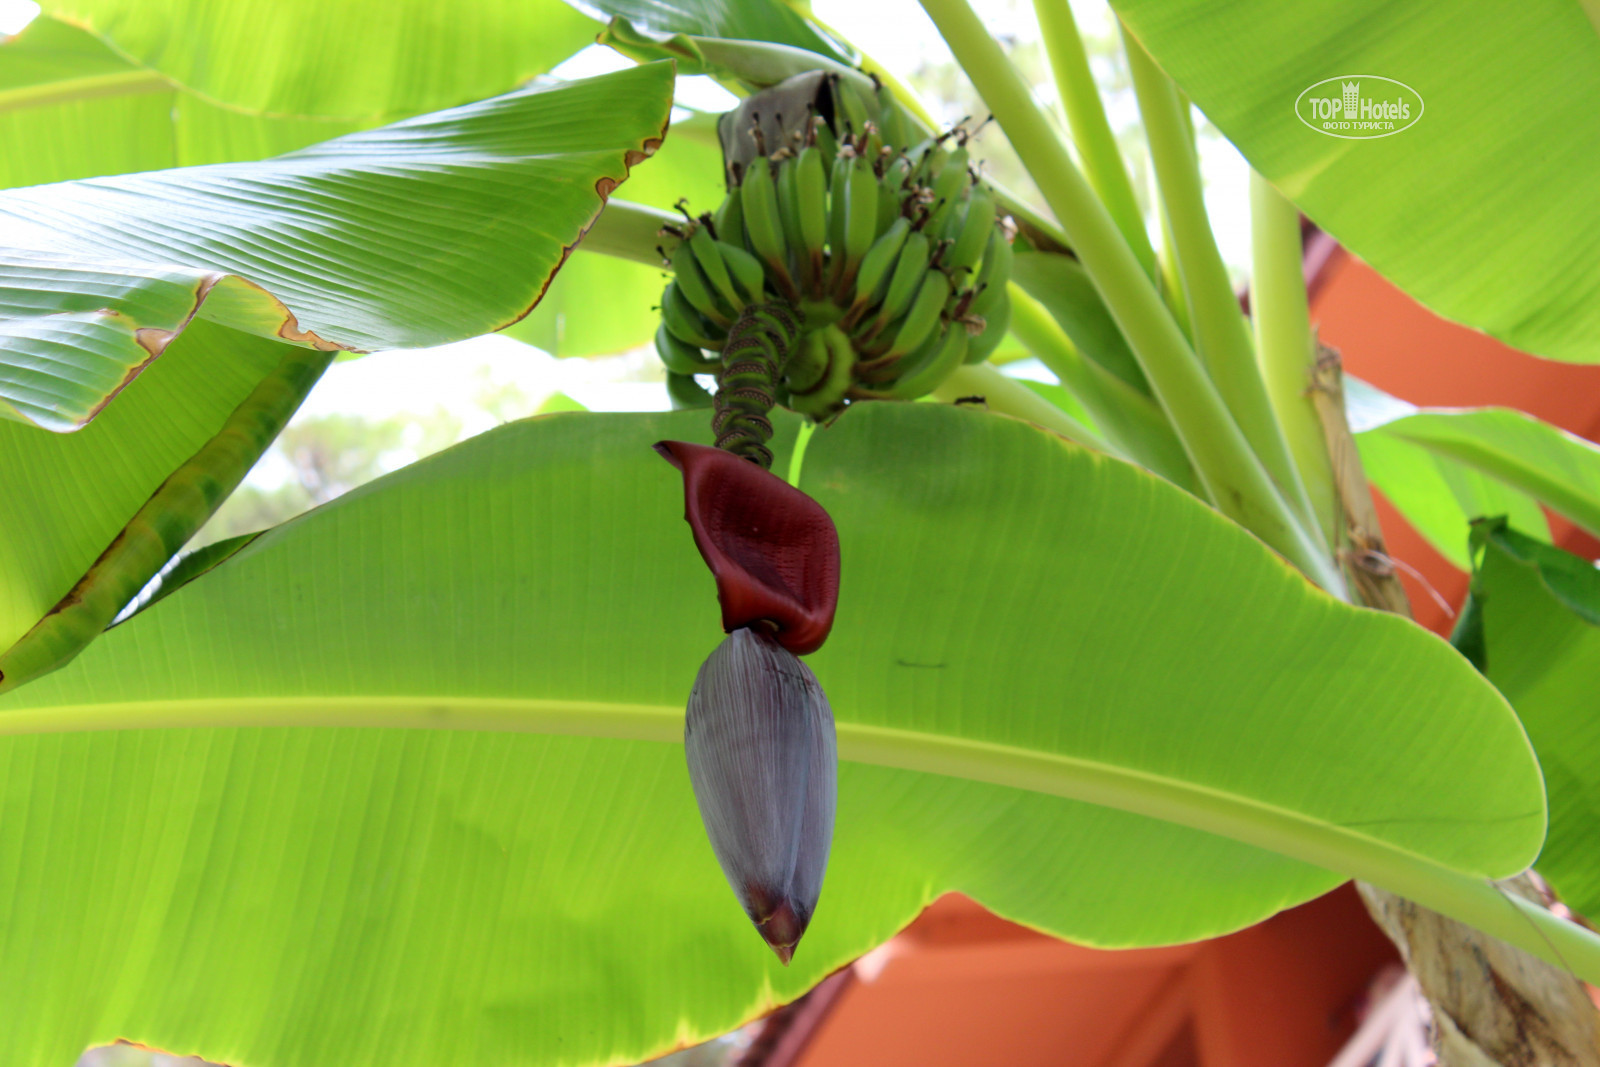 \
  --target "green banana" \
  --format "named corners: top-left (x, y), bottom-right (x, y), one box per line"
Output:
top-left (966, 231), bottom-right (1014, 321)
top-left (713, 185), bottom-right (744, 245)
top-left (670, 240), bottom-right (731, 326)
top-left (740, 159), bottom-right (792, 295)
top-left (786, 324), bottom-right (855, 419)
top-left (718, 240), bottom-right (768, 305)
top-left (661, 282), bottom-right (726, 351)
top-left (884, 318), bottom-right (968, 398)
top-left (875, 79), bottom-right (908, 150)
top-left (826, 148), bottom-right (855, 288)
top-left (874, 270), bottom-right (951, 364)
top-left (775, 153), bottom-right (807, 269)
top-left (945, 189), bottom-right (997, 284)
top-left (813, 116), bottom-right (838, 164)
top-left (795, 144), bottom-right (829, 290)
top-left (655, 321), bottom-right (719, 375)
top-left (930, 145), bottom-right (970, 209)
top-left (846, 216), bottom-right (911, 313)
top-left (876, 175), bottom-right (903, 234)
top-left (834, 78), bottom-right (872, 141)
top-left (839, 155), bottom-right (879, 290)
top-left (666, 370), bottom-right (715, 410)
top-left (965, 290), bottom-right (1010, 364)
top-left (689, 224), bottom-right (741, 312)
top-left (864, 229), bottom-right (931, 335)
top-left (973, 223), bottom-right (1013, 296)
